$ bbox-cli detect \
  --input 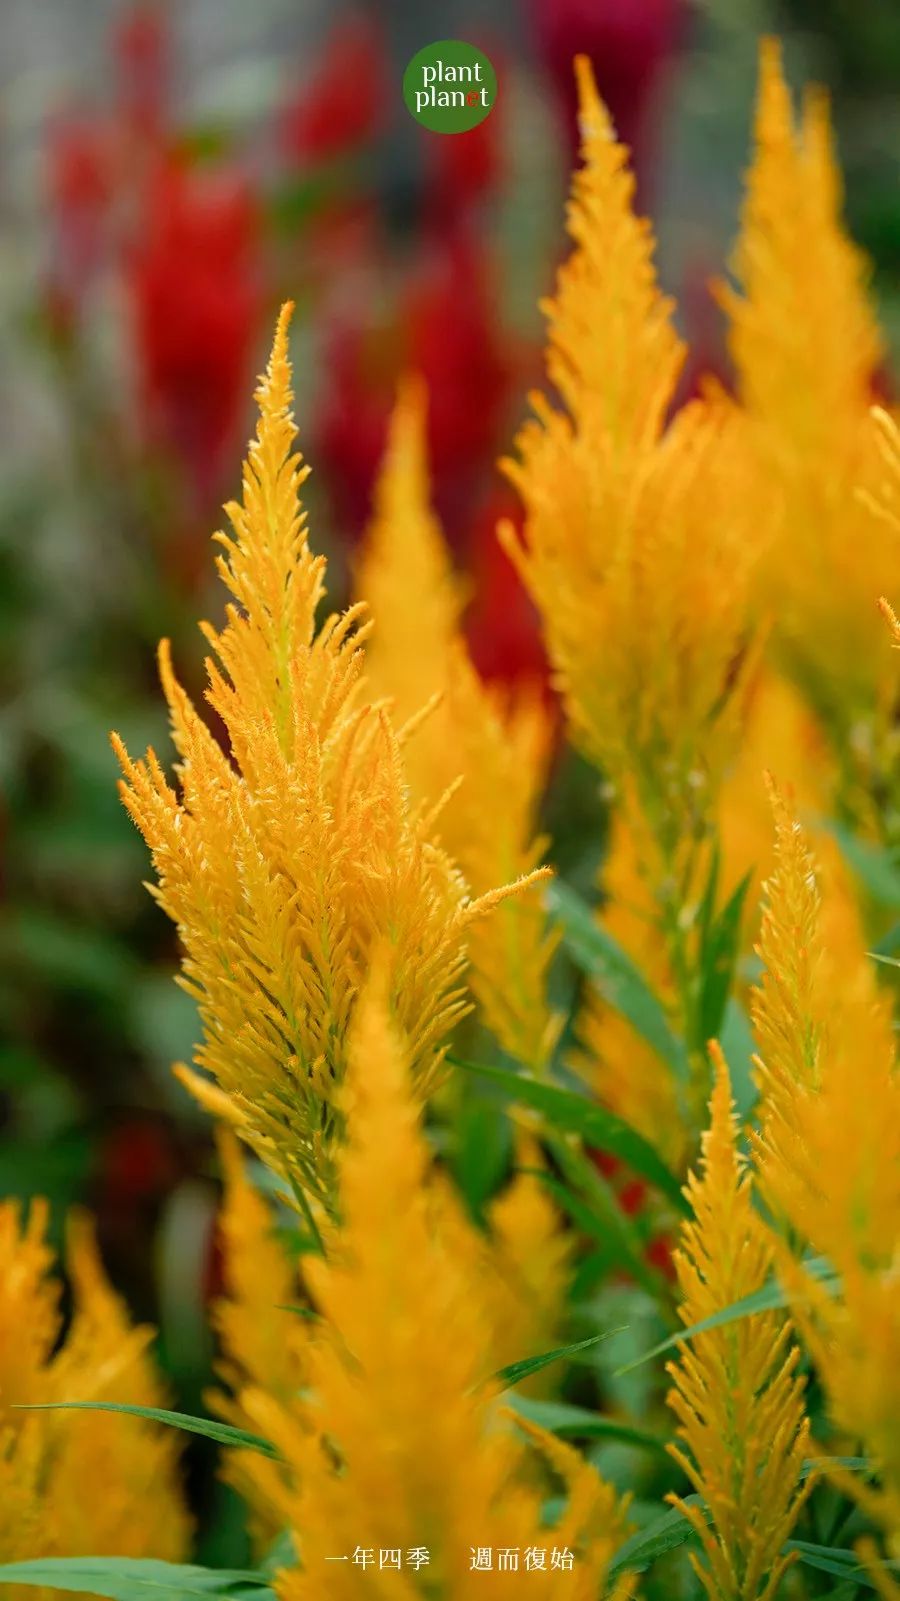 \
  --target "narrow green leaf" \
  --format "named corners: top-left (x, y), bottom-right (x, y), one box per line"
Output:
top-left (14, 1402), bottom-right (278, 1459)
top-left (0, 1559), bottom-right (273, 1601)
top-left (507, 1393), bottom-right (670, 1454)
top-left (718, 998), bottom-right (757, 1119)
top-left (872, 920), bottom-right (900, 958)
top-left (699, 869), bottom-right (752, 1043)
top-left (609, 1474), bottom-right (872, 1582)
top-left (616, 1256), bottom-right (840, 1374)
top-left (610, 1498), bottom-right (706, 1576)
top-left (787, 1541), bottom-right (900, 1589)
top-left (869, 950), bottom-right (900, 971)
top-left (545, 880), bottom-right (689, 1079)
top-left (494, 1329), bottom-right (621, 1389)
top-left (453, 1057), bottom-right (688, 1214)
